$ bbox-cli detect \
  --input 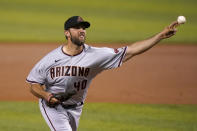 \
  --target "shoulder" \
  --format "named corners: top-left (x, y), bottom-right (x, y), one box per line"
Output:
top-left (34, 46), bottom-right (62, 67)
top-left (84, 44), bottom-right (113, 53)
top-left (42, 46), bottom-right (62, 59)
top-left (85, 44), bottom-right (126, 54)
top-left (45, 46), bottom-right (62, 57)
